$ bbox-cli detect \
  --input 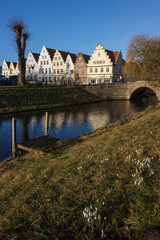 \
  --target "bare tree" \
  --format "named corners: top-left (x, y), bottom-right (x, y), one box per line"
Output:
top-left (8, 17), bottom-right (30, 85)
top-left (124, 34), bottom-right (160, 81)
